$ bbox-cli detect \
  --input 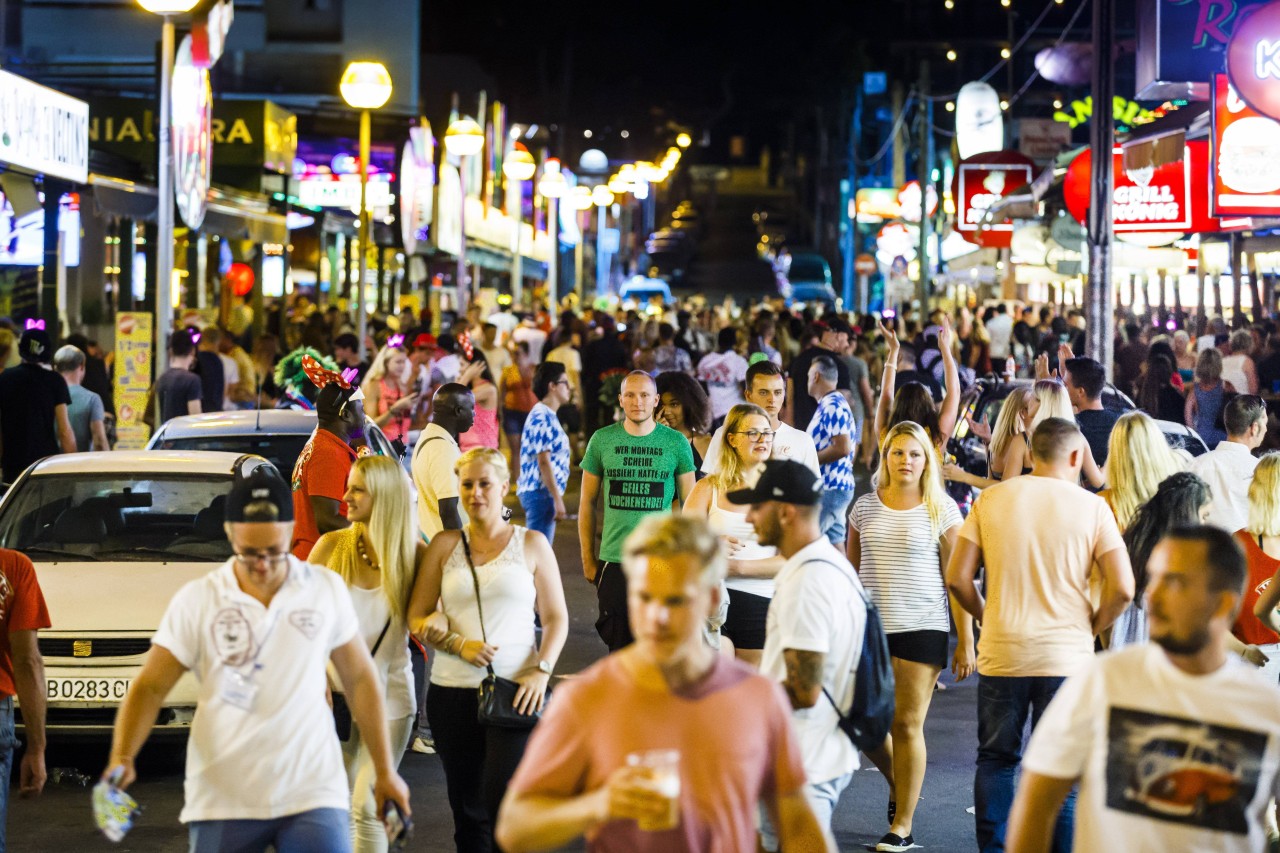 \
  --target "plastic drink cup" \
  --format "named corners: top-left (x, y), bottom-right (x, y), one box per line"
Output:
top-left (625, 749), bottom-right (681, 831)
